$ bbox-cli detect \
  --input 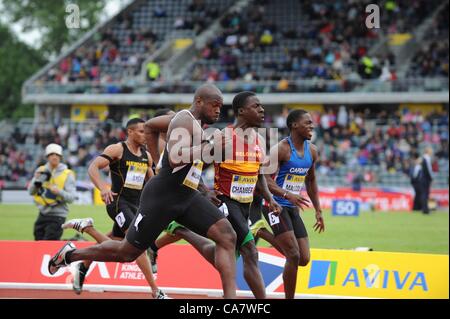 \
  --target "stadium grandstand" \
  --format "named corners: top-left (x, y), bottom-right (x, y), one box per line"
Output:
top-left (2, 0), bottom-right (446, 196)
top-left (0, 0), bottom-right (449, 302)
